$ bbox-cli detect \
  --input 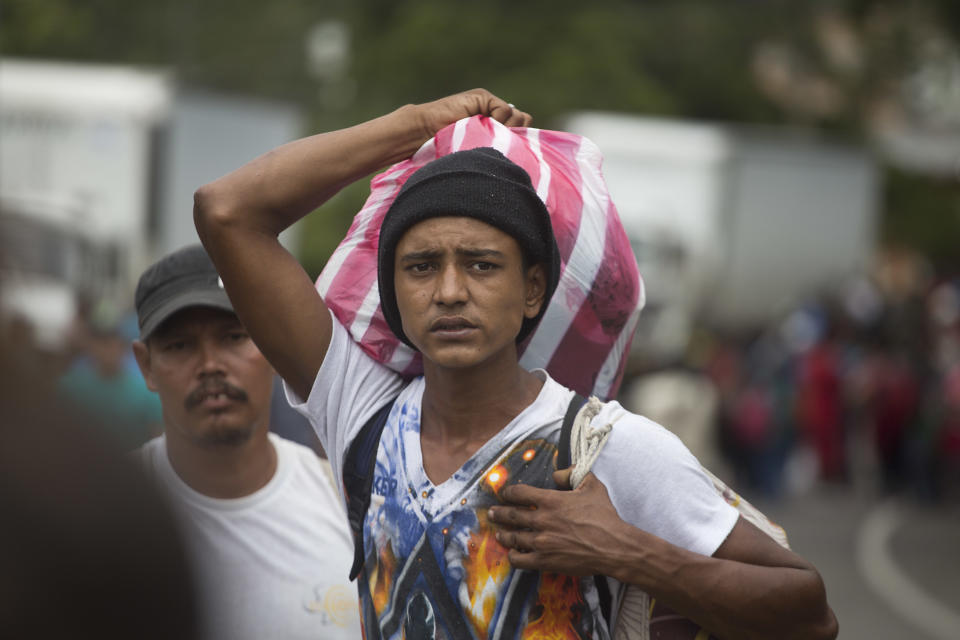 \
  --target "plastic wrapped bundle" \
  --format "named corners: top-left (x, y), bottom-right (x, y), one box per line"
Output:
top-left (316, 115), bottom-right (644, 400)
